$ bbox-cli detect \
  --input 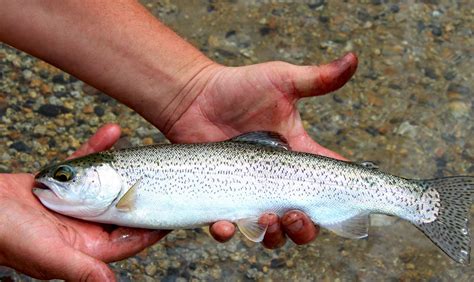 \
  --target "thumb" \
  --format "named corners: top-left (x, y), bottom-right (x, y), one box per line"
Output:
top-left (287, 52), bottom-right (358, 98)
top-left (58, 249), bottom-right (115, 281)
